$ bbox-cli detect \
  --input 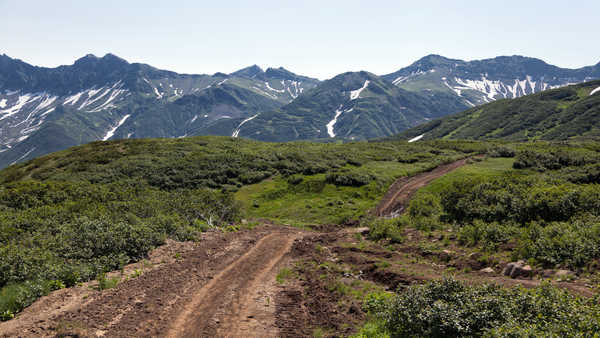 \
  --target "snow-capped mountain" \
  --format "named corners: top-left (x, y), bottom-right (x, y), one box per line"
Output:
top-left (0, 54), bottom-right (319, 167)
top-left (1, 53), bottom-right (599, 168)
top-left (383, 55), bottom-right (600, 106)
top-left (234, 71), bottom-right (458, 141)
